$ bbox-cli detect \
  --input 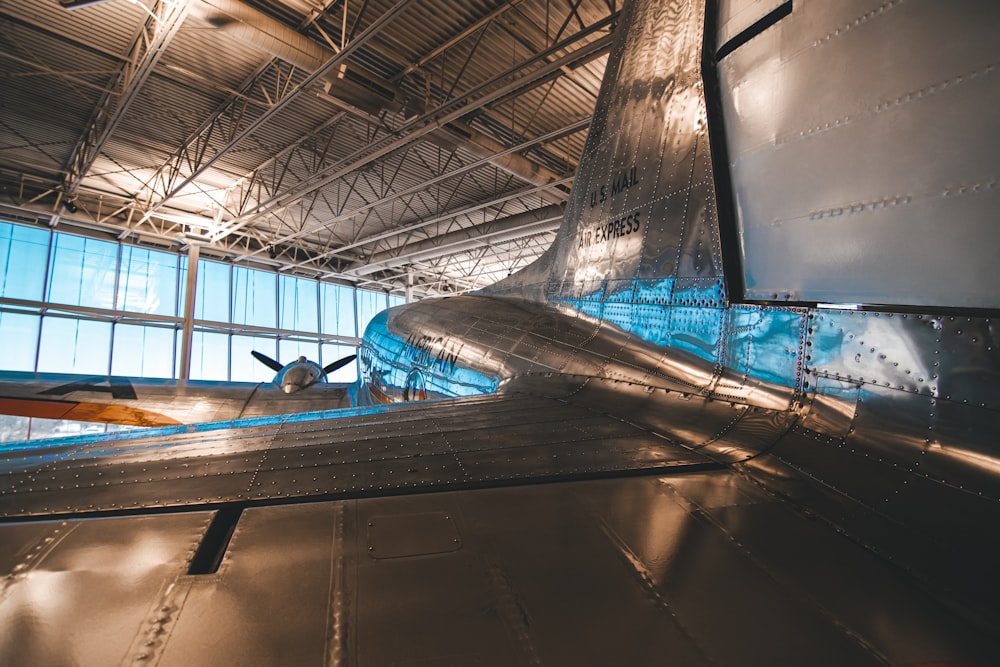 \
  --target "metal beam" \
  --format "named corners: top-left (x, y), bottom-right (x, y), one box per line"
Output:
top-left (135, 0), bottom-right (417, 225)
top-left (213, 33), bottom-right (611, 254)
top-left (62, 0), bottom-right (192, 197)
top-left (220, 117), bottom-right (587, 251)
top-left (347, 204), bottom-right (563, 276)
